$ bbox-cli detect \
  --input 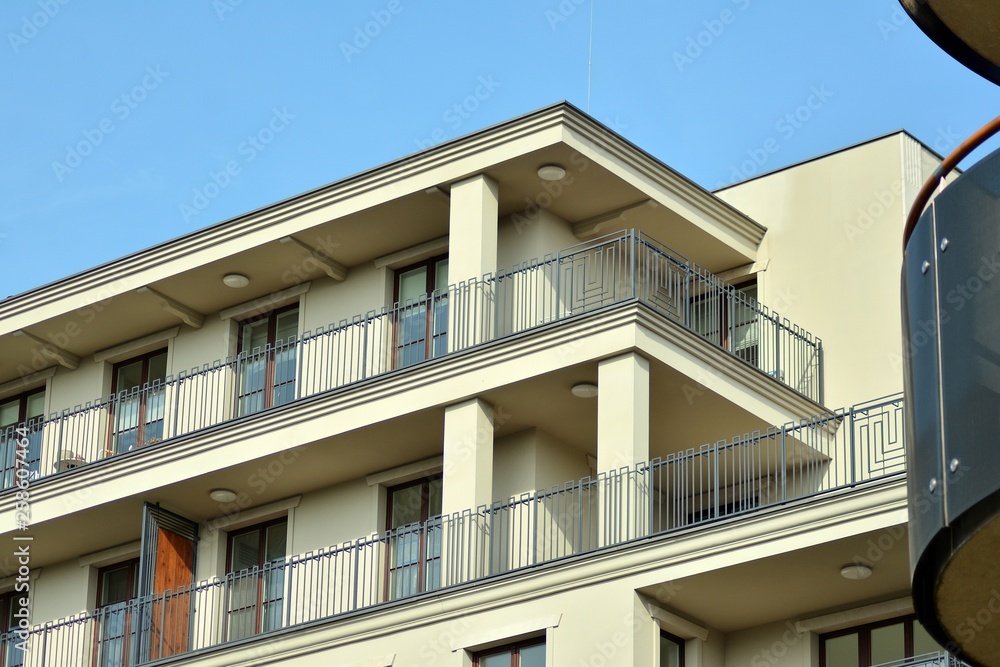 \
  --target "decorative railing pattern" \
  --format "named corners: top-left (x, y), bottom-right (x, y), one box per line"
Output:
top-left (0, 231), bottom-right (822, 493)
top-left (7, 394), bottom-right (901, 666)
